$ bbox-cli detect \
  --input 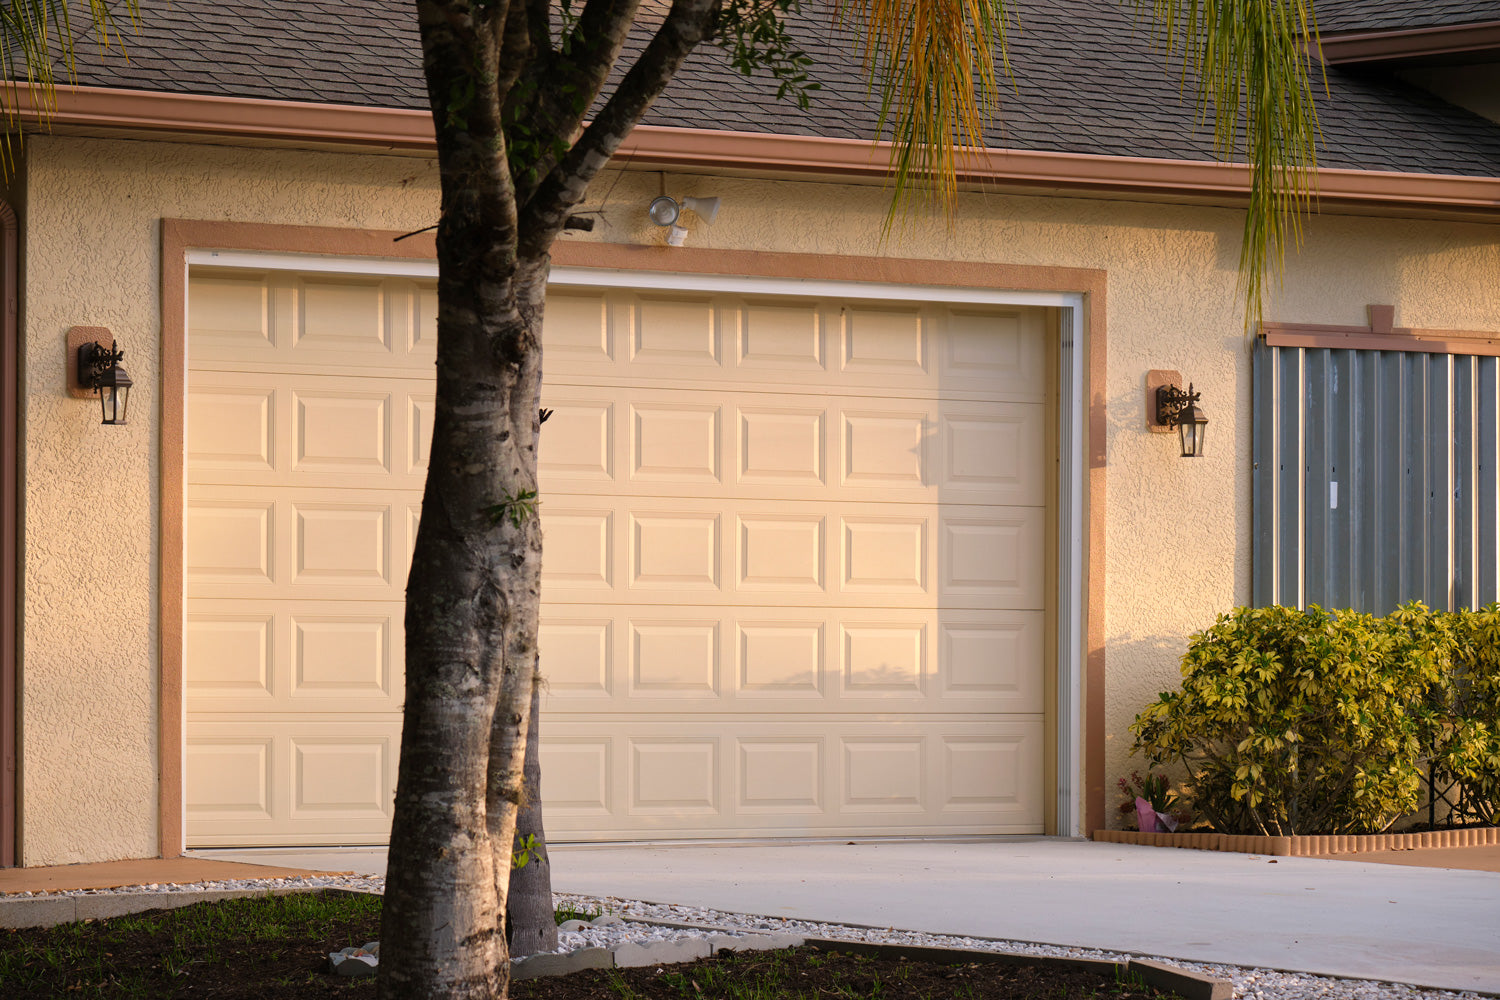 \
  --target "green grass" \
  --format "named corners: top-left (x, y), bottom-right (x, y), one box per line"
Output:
top-left (553, 902), bottom-right (602, 925)
top-left (0, 891), bottom-right (382, 999)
